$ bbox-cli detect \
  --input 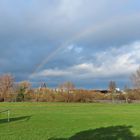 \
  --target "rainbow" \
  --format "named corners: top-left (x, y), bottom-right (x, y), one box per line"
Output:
top-left (28, 26), bottom-right (93, 79)
top-left (28, 15), bottom-right (128, 79)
